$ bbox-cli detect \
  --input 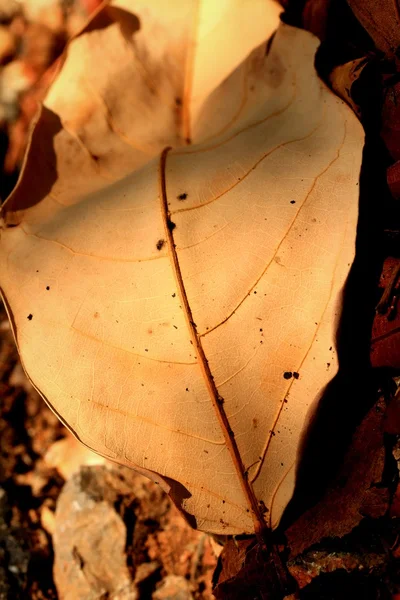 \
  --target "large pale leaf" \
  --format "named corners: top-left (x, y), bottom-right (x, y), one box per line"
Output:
top-left (0, 1), bottom-right (364, 535)
top-left (2, 0), bottom-right (282, 222)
